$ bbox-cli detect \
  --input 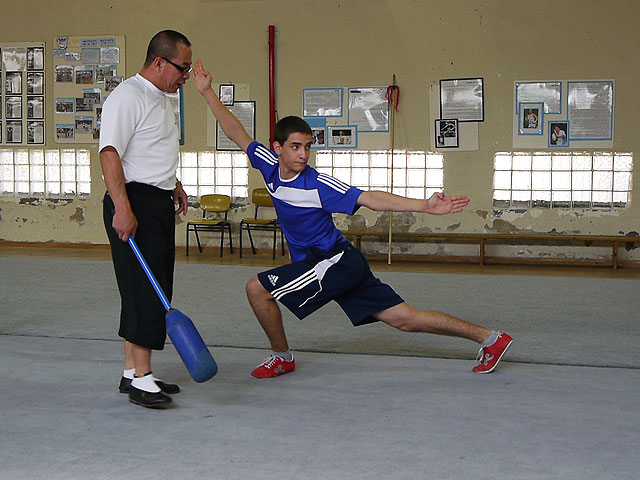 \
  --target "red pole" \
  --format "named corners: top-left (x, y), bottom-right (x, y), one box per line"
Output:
top-left (268, 25), bottom-right (276, 149)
